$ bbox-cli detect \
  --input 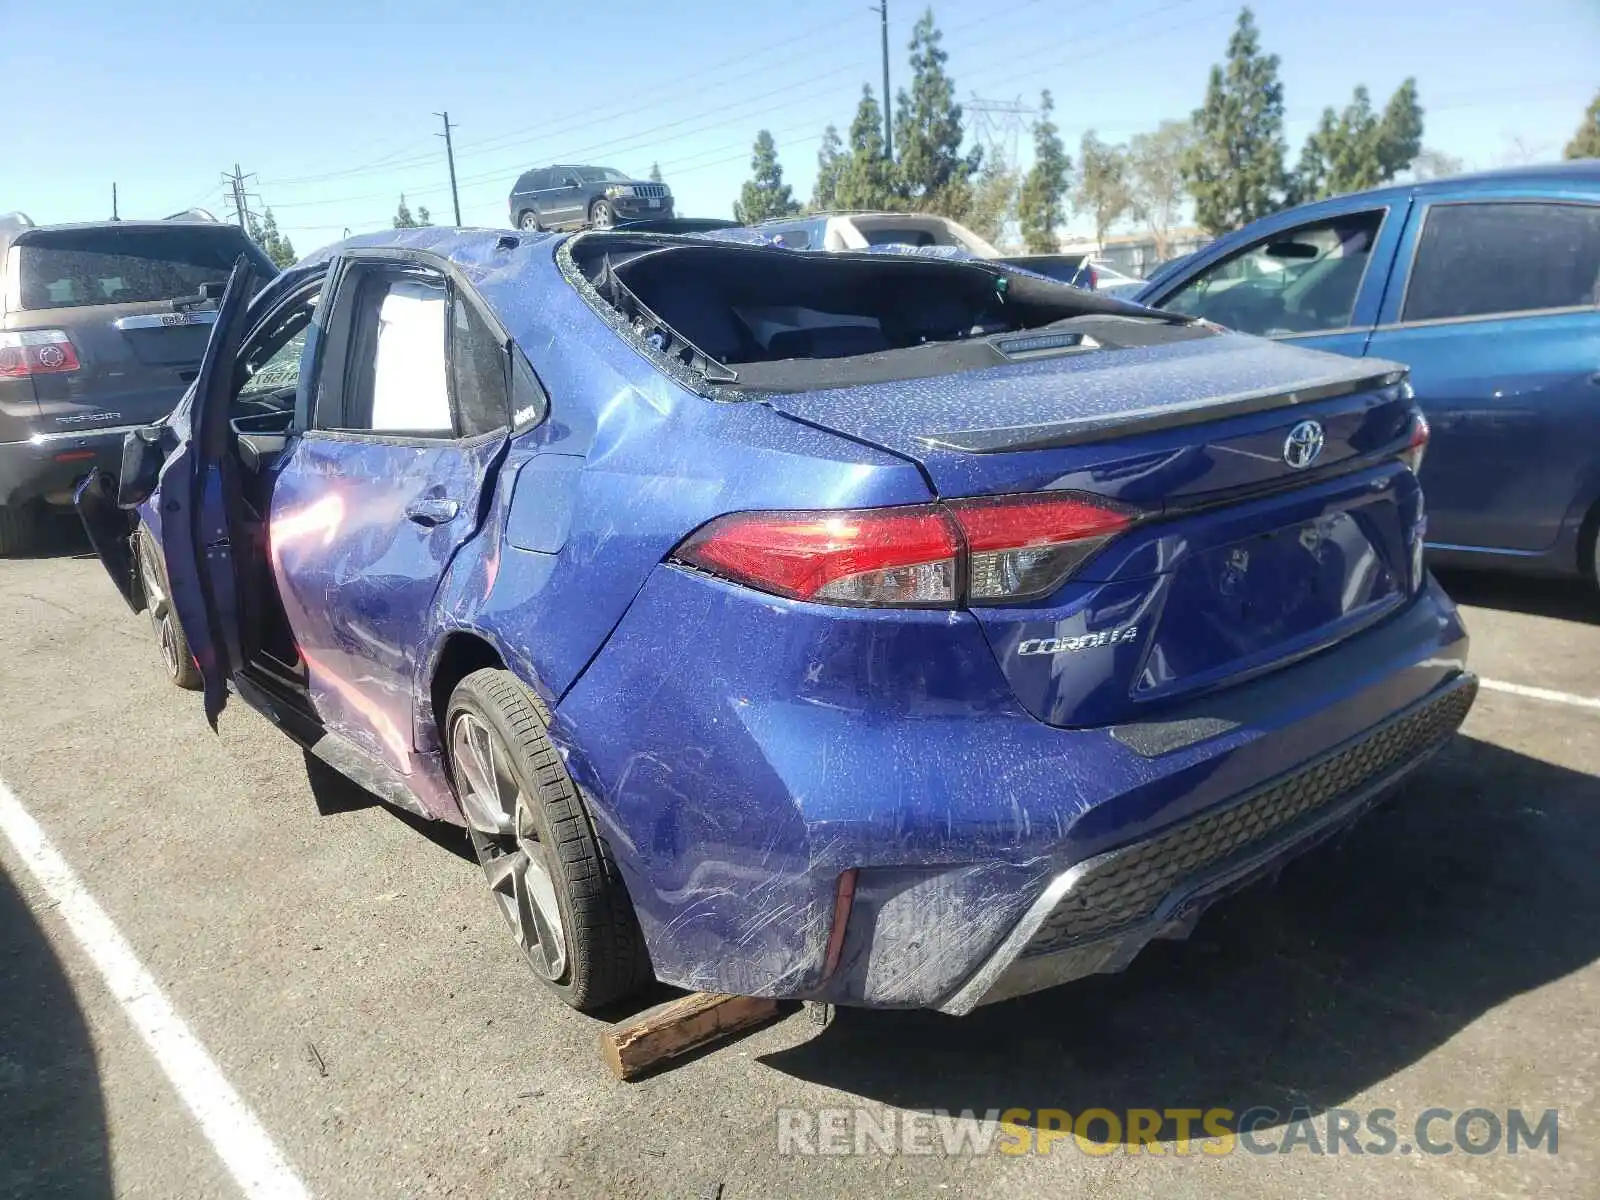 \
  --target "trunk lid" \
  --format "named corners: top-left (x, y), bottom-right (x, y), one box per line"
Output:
top-left (762, 333), bottom-right (1424, 728)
